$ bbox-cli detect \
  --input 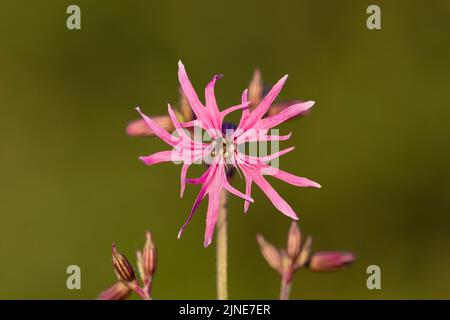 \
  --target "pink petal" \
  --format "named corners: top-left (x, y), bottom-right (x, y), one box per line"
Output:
top-left (177, 165), bottom-right (215, 239)
top-left (221, 100), bottom-right (250, 120)
top-left (258, 101), bottom-right (315, 130)
top-left (181, 120), bottom-right (197, 128)
top-left (177, 186), bottom-right (208, 239)
top-left (240, 75), bottom-right (288, 131)
top-left (256, 147), bottom-right (295, 163)
top-left (236, 89), bottom-right (250, 135)
top-left (223, 173), bottom-right (254, 203)
top-left (139, 150), bottom-right (177, 165)
top-left (180, 163), bottom-right (190, 197)
top-left (203, 177), bottom-right (222, 247)
top-left (243, 174), bottom-right (253, 213)
top-left (262, 166), bottom-right (322, 188)
top-left (205, 75), bottom-right (222, 130)
top-left (236, 131), bottom-right (292, 144)
top-left (136, 107), bottom-right (177, 146)
top-left (167, 104), bottom-right (186, 132)
top-left (241, 165), bottom-right (299, 220)
top-left (178, 61), bottom-right (214, 130)
top-left (126, 117), bottom-right (174, 137)
top-left (167, 104), bottom-right (203, 147)
top-left (186, 176), bottom-right (206, 185)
